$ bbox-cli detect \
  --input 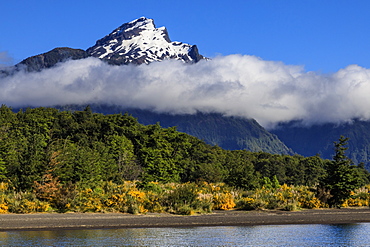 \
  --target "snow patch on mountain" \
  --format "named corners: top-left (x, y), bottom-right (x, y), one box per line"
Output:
top-left (87, 17), bottom-right (205, 65)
